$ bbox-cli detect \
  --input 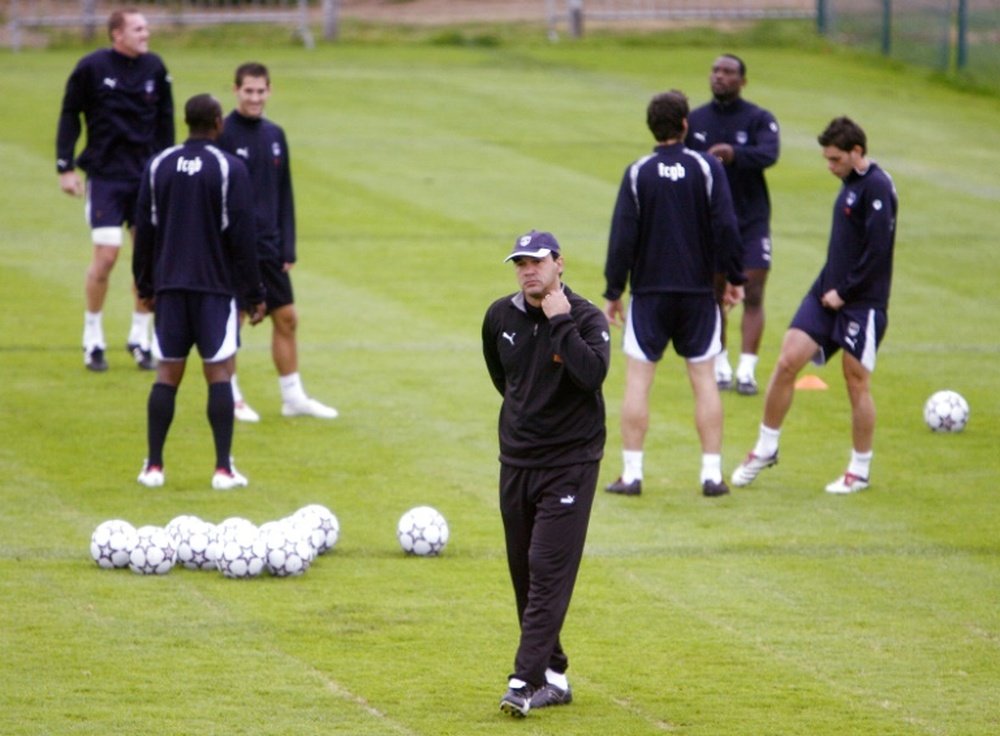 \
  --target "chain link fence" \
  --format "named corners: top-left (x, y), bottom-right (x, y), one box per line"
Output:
top-left (818, 0), bottom-right (1000, 87)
